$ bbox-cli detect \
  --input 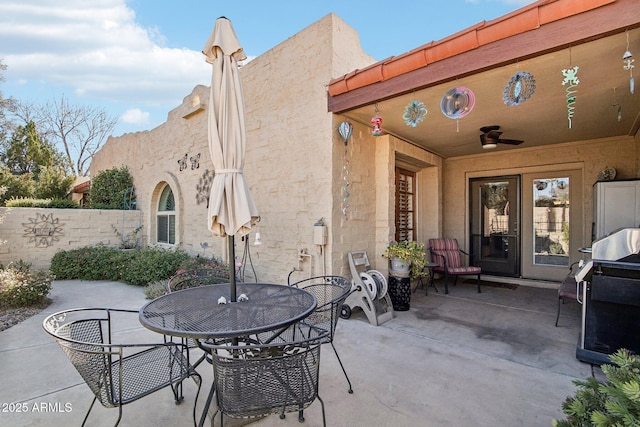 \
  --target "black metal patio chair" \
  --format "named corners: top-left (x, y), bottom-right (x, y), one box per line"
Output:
top-left (555, 261), bottom-right (582, 326)
top-left (42, 308), bottom-right (201, 427)
top-left (288, 275), bottom-right (354, 393)
top-left (202, 331), bottom-right (328, 427)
